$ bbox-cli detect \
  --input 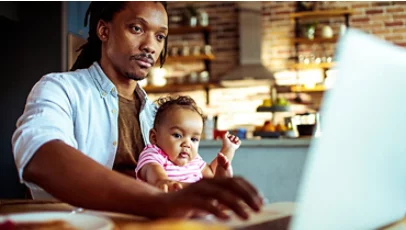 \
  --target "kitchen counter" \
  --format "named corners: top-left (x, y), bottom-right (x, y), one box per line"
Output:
top-left (200, 137), bottom-right (312, 148)
top-left (199, 137), bottom-right (312, 204)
